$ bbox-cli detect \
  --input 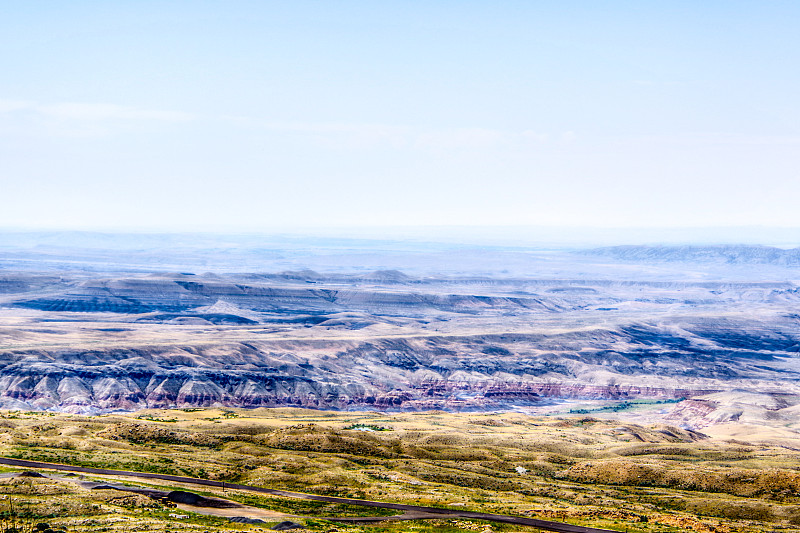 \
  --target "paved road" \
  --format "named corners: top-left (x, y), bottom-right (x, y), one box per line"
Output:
top-left (0, 457), bottom-right (622, 533)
